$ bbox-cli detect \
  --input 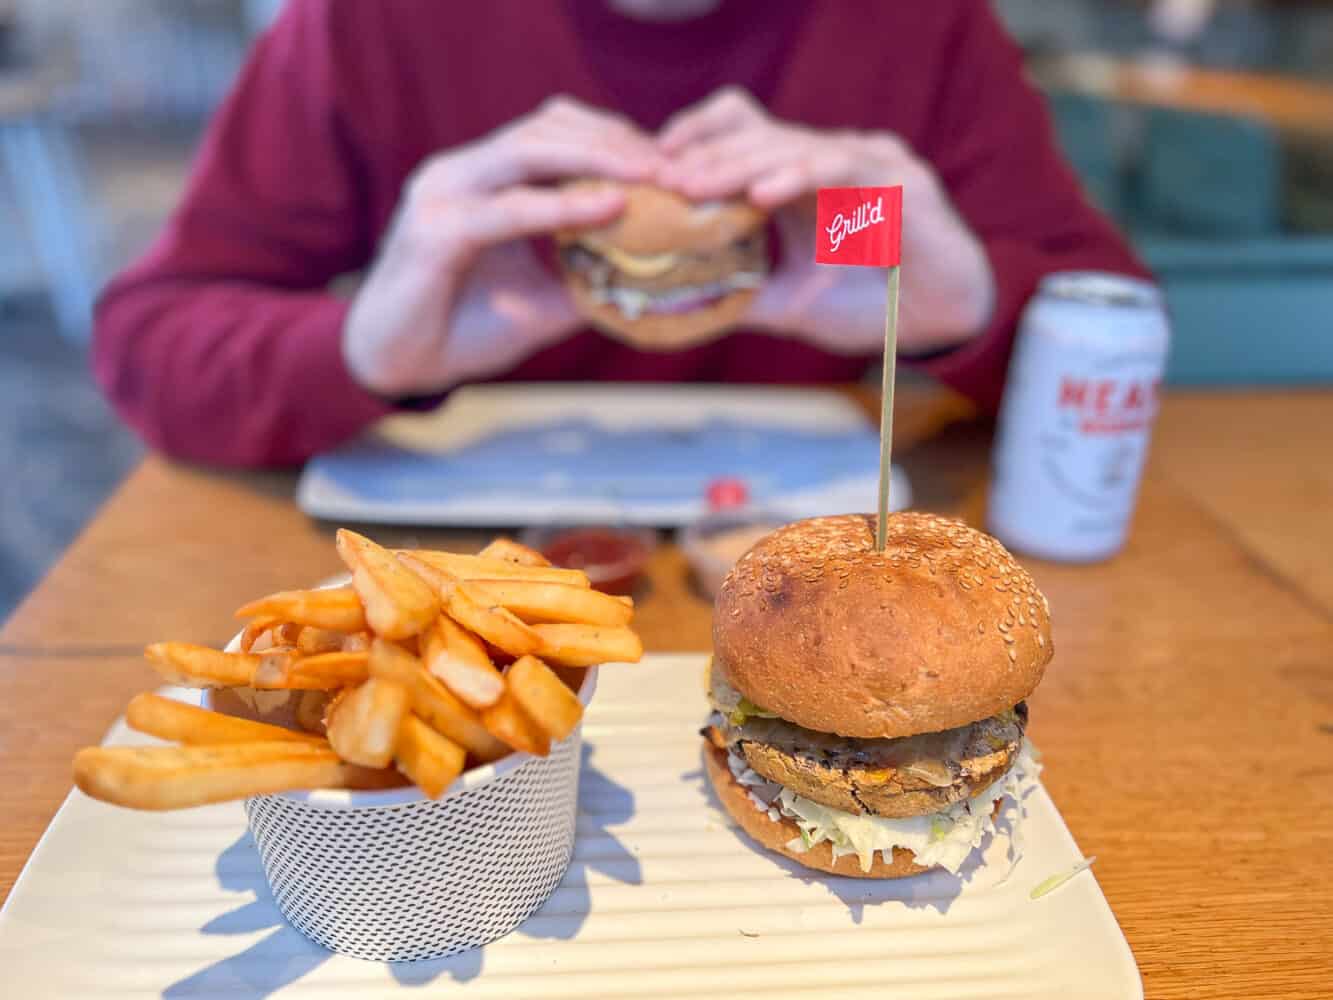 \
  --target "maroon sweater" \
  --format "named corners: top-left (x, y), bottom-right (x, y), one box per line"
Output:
top-left (93, 0), bottom-right (1146, 468)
